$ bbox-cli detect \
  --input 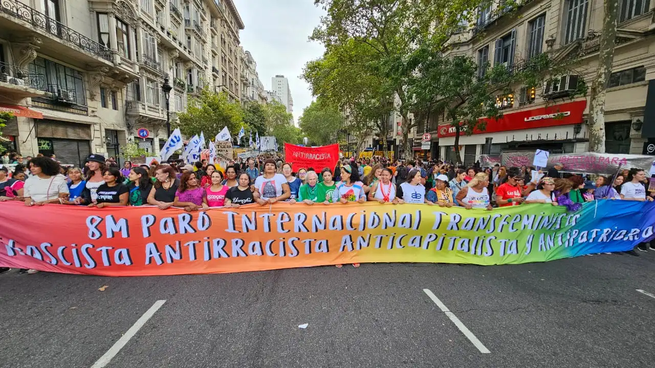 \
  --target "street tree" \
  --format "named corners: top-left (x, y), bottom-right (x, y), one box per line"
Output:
top-left (587, 0), bottom-right (619, 152)
top-left (176, 90), bottom-right (243, 138)
top-left (299, 100), bottom-right (345, 146)
top-left (242, 101), bottom-right (268, 136)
